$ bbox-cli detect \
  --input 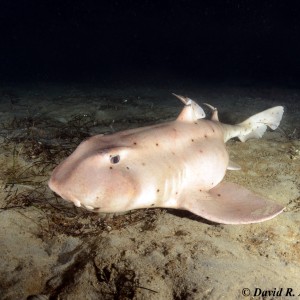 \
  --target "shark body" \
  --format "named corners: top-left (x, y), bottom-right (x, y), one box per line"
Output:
top-left (49, 94), bottom-right (284, 224)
